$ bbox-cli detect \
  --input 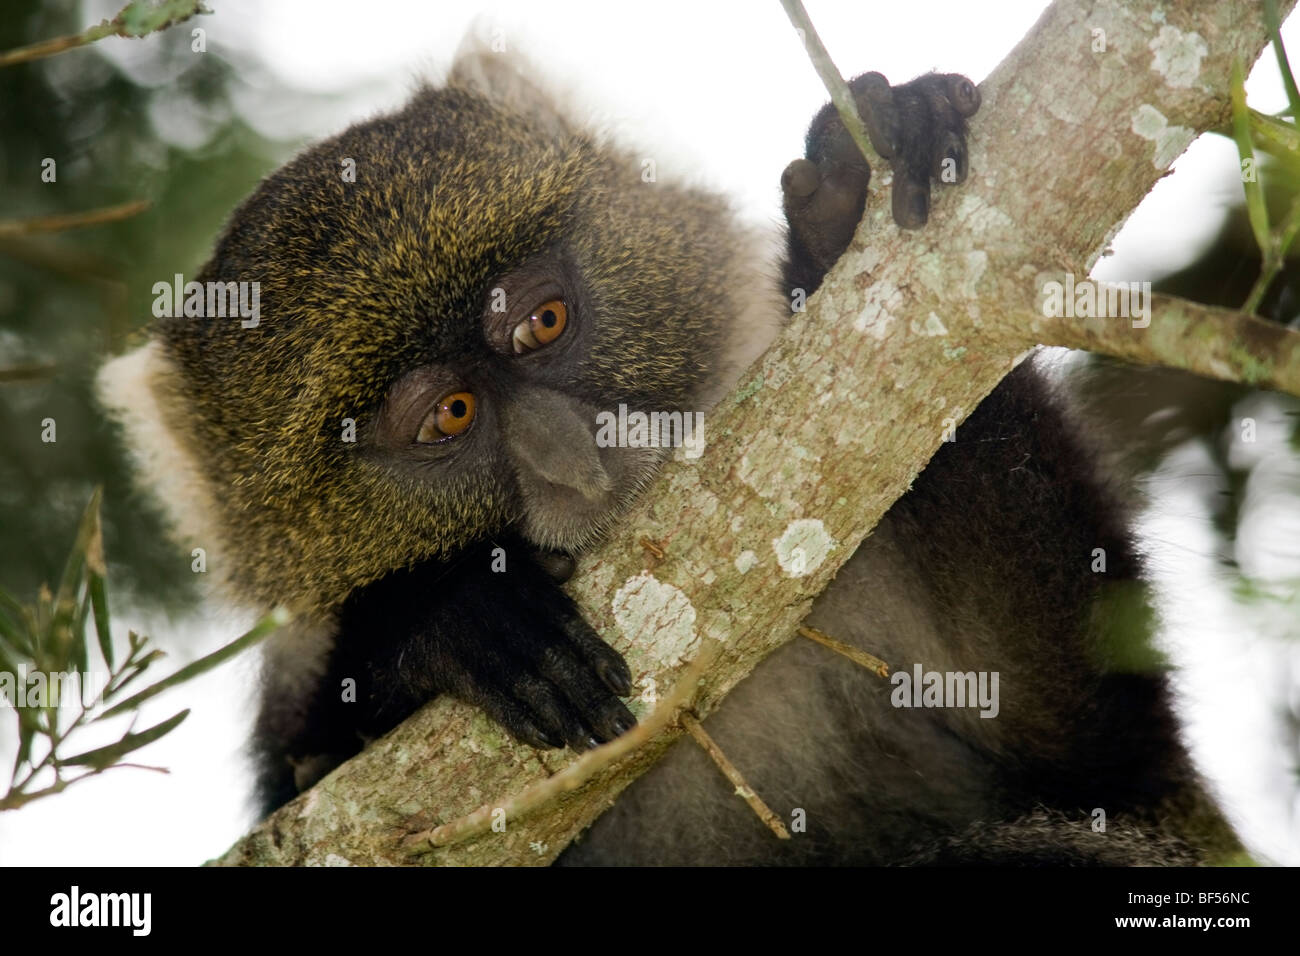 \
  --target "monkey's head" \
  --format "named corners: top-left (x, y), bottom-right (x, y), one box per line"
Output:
top-left (147, 51), bottom-right (757, 613)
